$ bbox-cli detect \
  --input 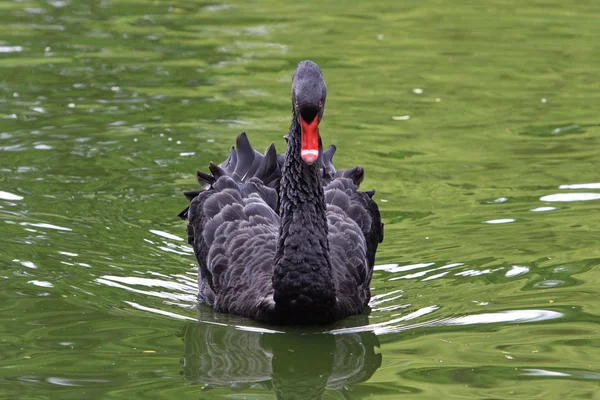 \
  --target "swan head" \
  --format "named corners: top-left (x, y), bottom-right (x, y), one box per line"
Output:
top-left (292, 60), bottom-right (327, 165)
